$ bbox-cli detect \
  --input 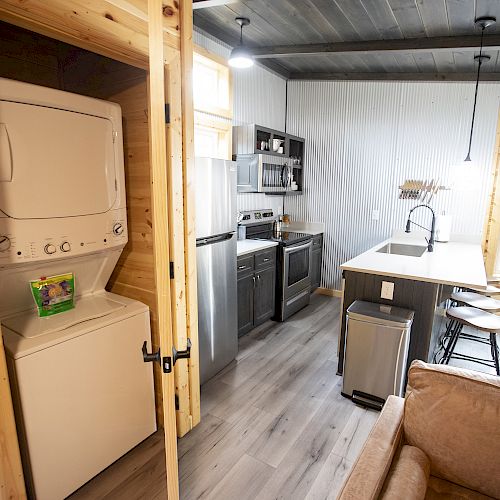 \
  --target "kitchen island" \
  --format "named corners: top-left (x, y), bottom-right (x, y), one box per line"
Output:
top-left (337, 233), bottom-right (487, 375)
